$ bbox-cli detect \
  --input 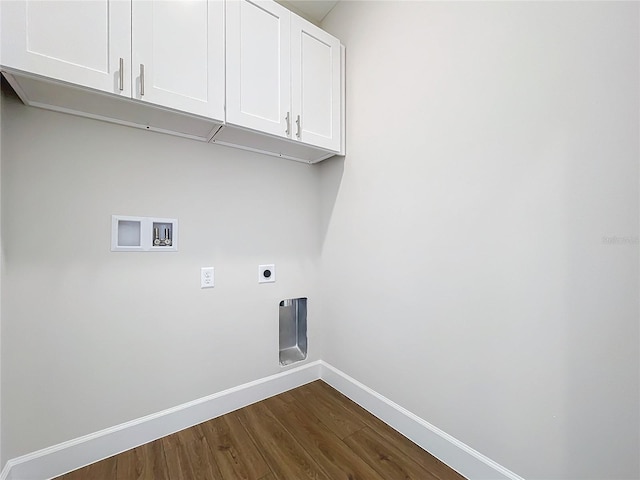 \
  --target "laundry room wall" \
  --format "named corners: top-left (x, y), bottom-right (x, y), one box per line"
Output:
top-left (319, 2), bottom-right (640, 478)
